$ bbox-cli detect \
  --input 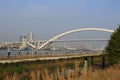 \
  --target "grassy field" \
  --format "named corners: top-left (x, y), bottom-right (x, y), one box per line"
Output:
top-left (0, 56), bottom-right (120, 80)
